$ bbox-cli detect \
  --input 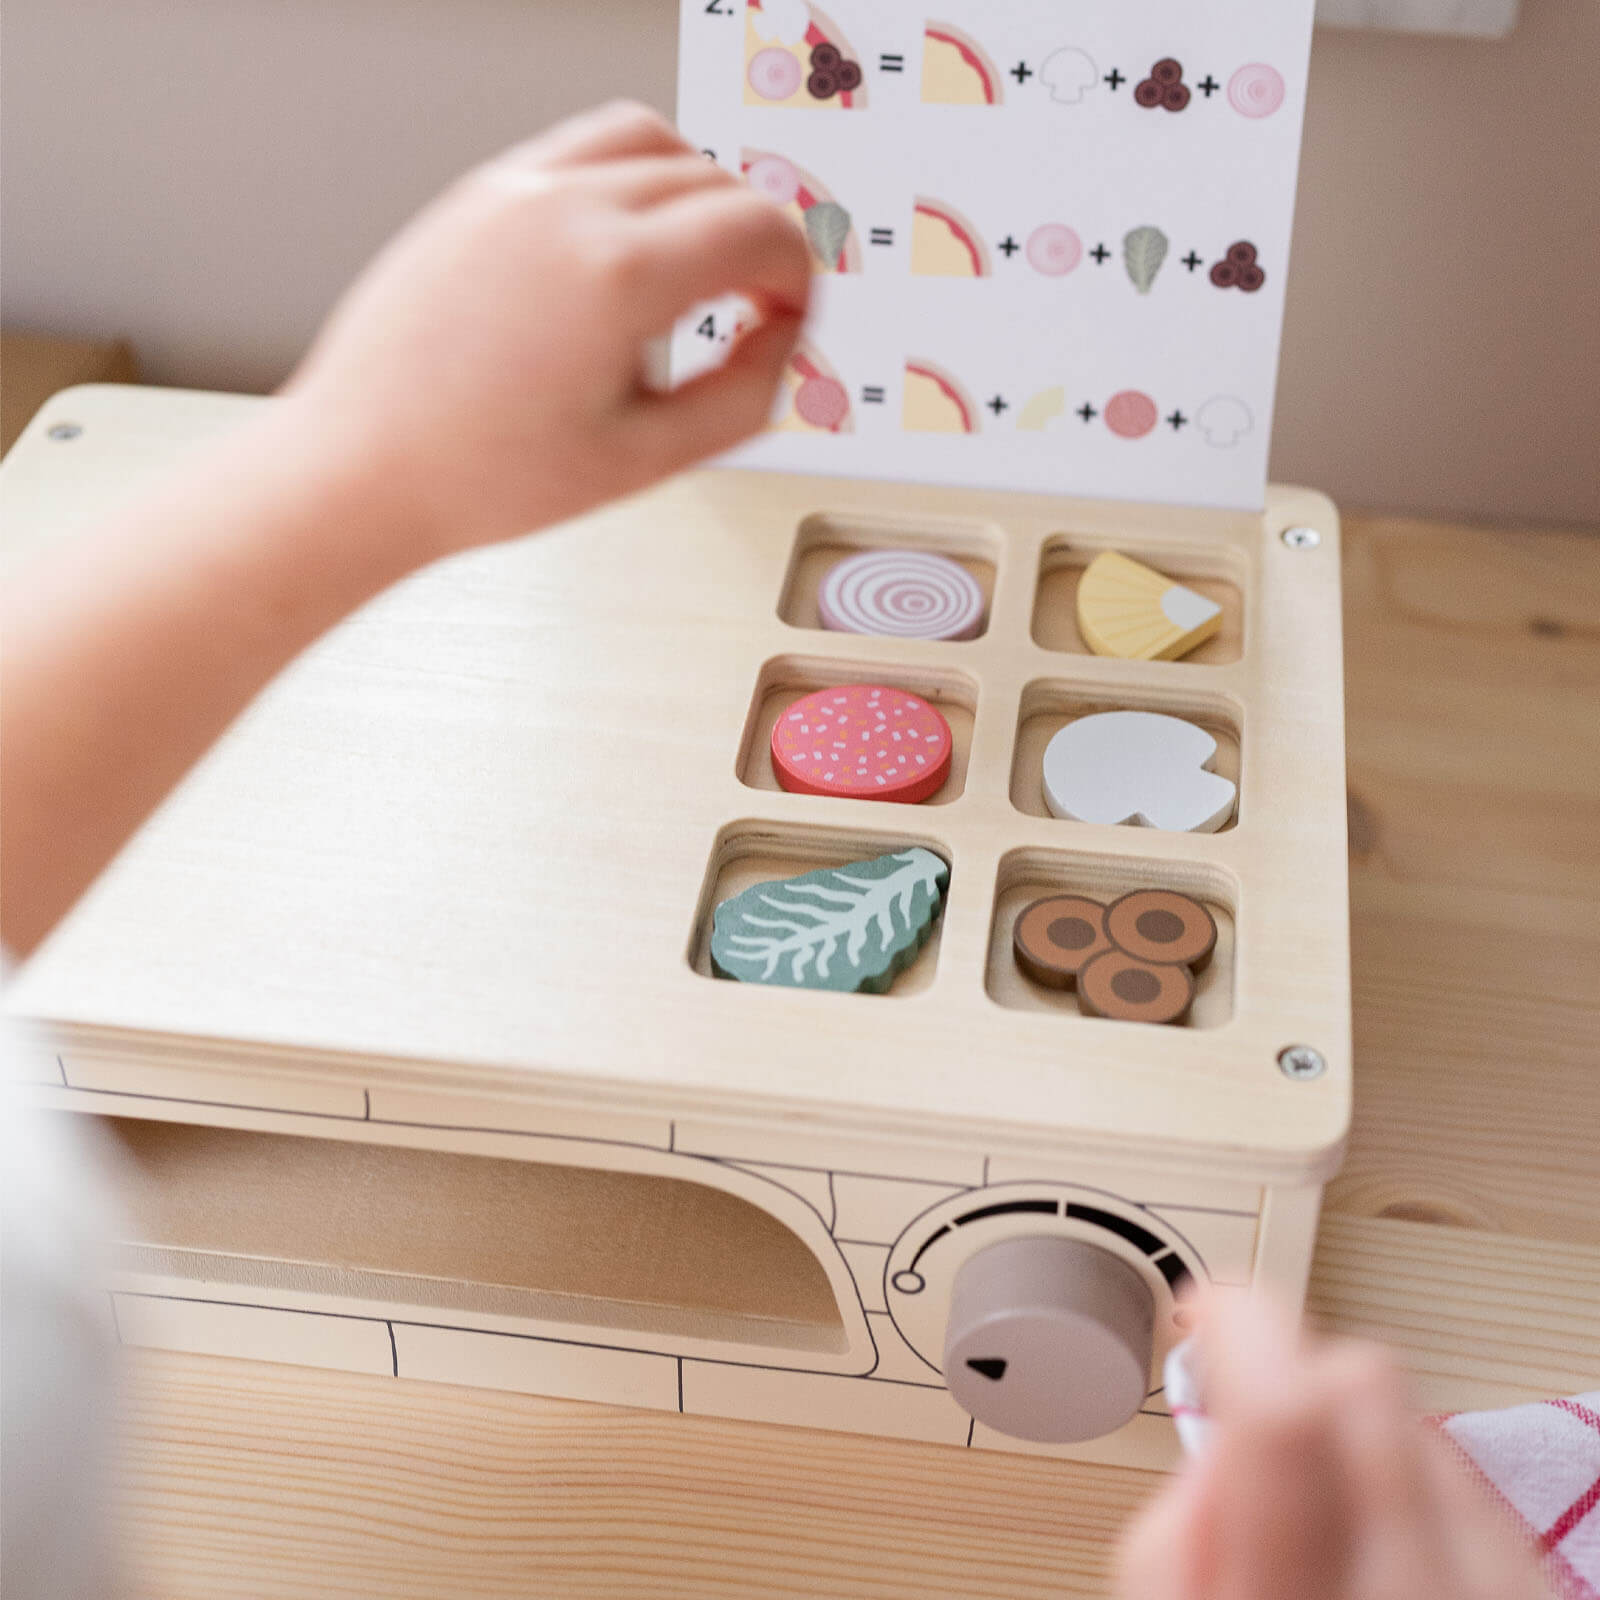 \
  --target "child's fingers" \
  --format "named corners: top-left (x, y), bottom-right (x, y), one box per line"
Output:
top-left (588, 153), bottom-right (736, 212)
top-left (629, 312), bottom-right (803, 472)
top-left (1327, 1343), bottom-right (1432, 1533)
top-left (497, 100), bottom-right (691, 172)
top-left (1188, 1300), bottom-right (1365, 1597)
top-left (620, 187), bottom-right (813, 330)
top-left (1323, 1345), bottom-right (1447, 1595)
top-left (1173, 1295), bottom-right (1550, 1600)
top-left (1205, 1393), bottom-right (1349, 1599)
top-left (1192, 1289), bottom-right (1306, 1428)
top-left (1331, 1356), bottom-right (1549, 1599)
top-left (1116, 1463), bottom-right (1213, 1600)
